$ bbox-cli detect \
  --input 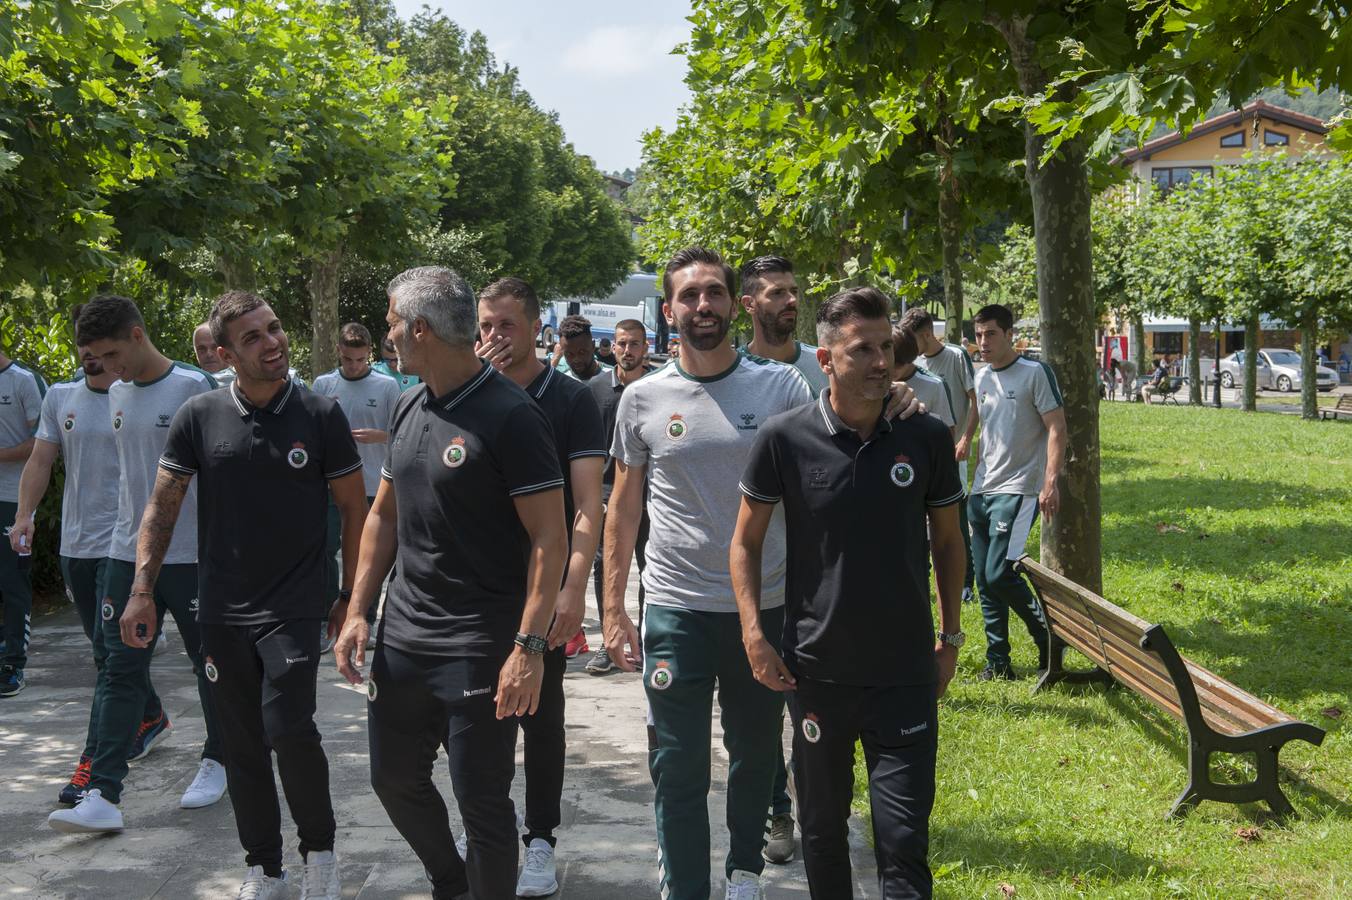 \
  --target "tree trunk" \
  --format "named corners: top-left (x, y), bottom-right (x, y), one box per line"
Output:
top-left (937, 118), bottom-right (964, 344)
top-left (217, 251), bottom-right (257, 292)
top-left (1131, 318), bottom-right (1148, 400)
top-left (1188, 316), bottom-right (1202, 405)
top-left (1243, 313), bottom-right (1259, 411)
top-left (308, 247), bottom-right (344, 379)
top-left (1301, 308), bottom-right (1318, 419)
top-left (996, 15), bottom-right (1102, 593)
